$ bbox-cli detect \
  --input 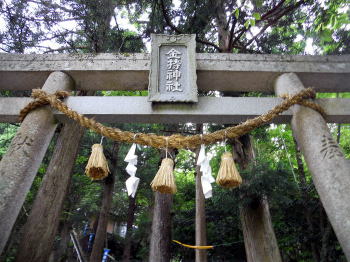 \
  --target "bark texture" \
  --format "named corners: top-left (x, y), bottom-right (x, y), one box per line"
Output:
top-left (240, 198), bottom-right (282, 262)
top-left (194, 124), bottom-right (207, 262)
top-left (215, 5), bottom-right (283, 259)
top-left (0, 71), bottom-right (74, 254)
top-left (275, 73), bottom-right (350, 260)
top-left (89, 143), bottom-right (118, 262)
top-left (195, 164), bottom-right (208, 262)
top-left (149, 192), bottom-right (173, 262)
top-left (122, 195), bottom-right (137, 262)
top-left (15, 121), bottom-right (84, 262)
top-left (232, 134), bottom-right (281, 262)
top-left (49, 221), bottom-right (72, 262)
top-left (214, 0), bottom-right (230, 52)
